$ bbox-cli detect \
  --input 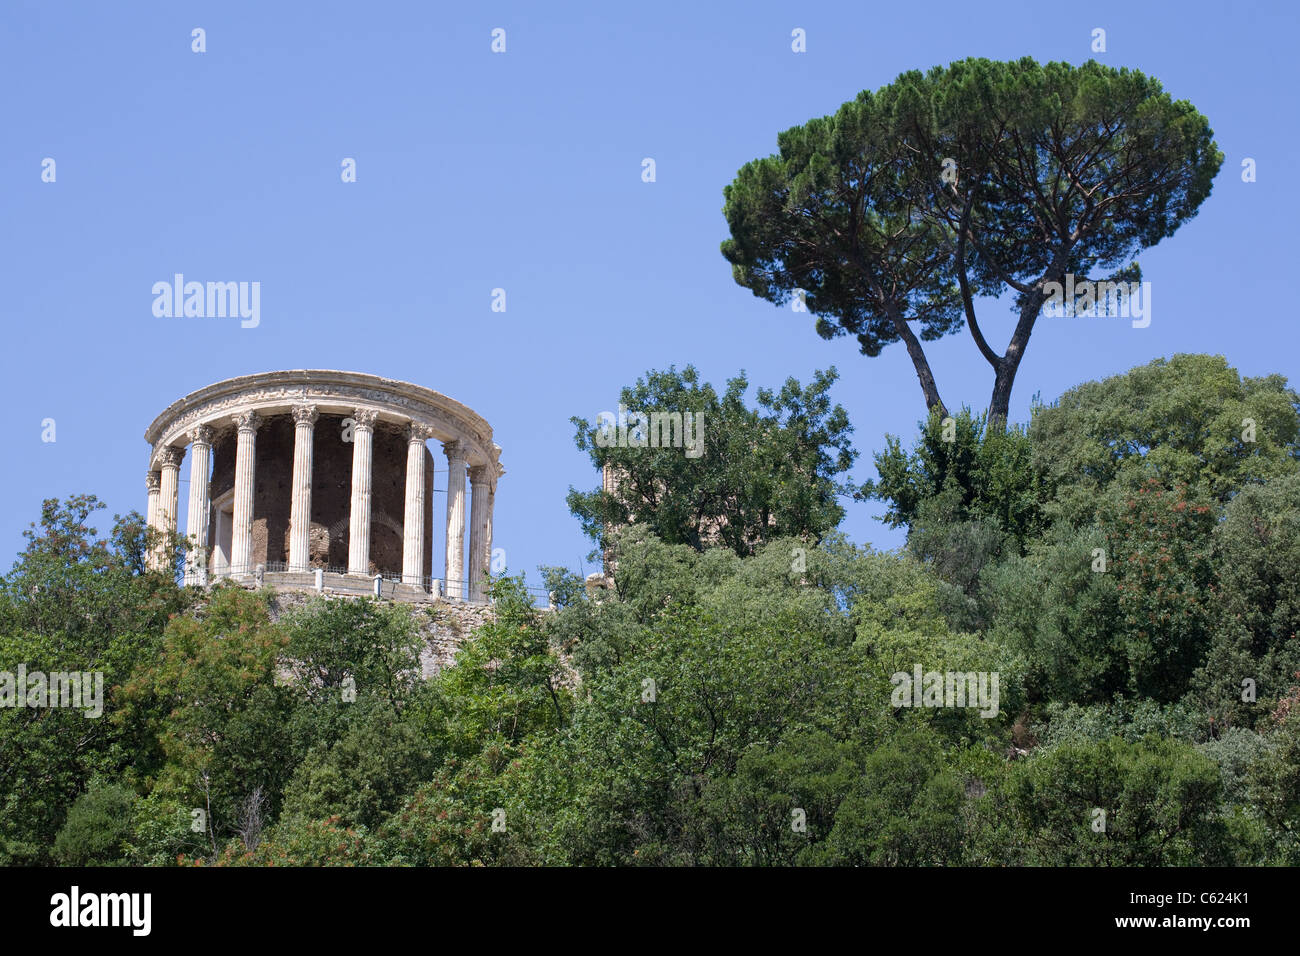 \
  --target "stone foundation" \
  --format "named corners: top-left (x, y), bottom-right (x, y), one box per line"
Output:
top-left (266, 587), bottom-right (497, 678)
